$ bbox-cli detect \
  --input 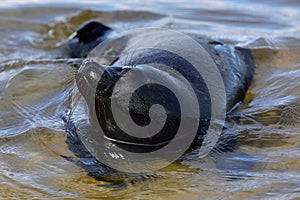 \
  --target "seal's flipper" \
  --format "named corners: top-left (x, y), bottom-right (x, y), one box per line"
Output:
top-left (62, 21), bottom-right (112, 58)
top-left (75, 21), bottom-right (111, 43)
